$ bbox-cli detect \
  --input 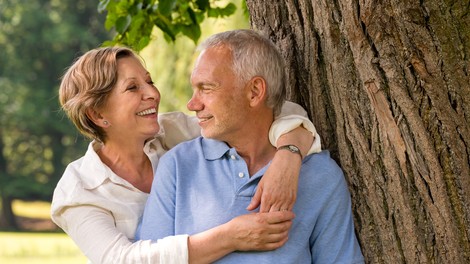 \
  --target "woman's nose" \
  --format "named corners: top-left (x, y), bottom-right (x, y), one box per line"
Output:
top-left (144, 84), bottom-right (160, 102)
